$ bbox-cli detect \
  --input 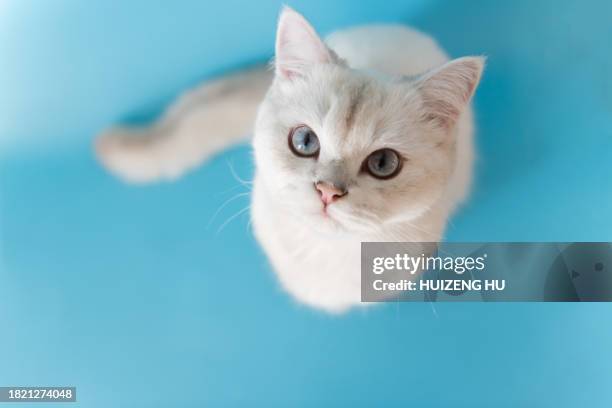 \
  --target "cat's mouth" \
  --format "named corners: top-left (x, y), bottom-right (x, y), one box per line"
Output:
top-left (318, 202), bottom-right (370, 233)
top-left (321, 203), bottom-right (332, 217)
top-left (320, 205), bottom-right (337, 222)
top-left (308, 203), bottom-right (345, 230)
top-left (297, 191), bottom-right (370, 232)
